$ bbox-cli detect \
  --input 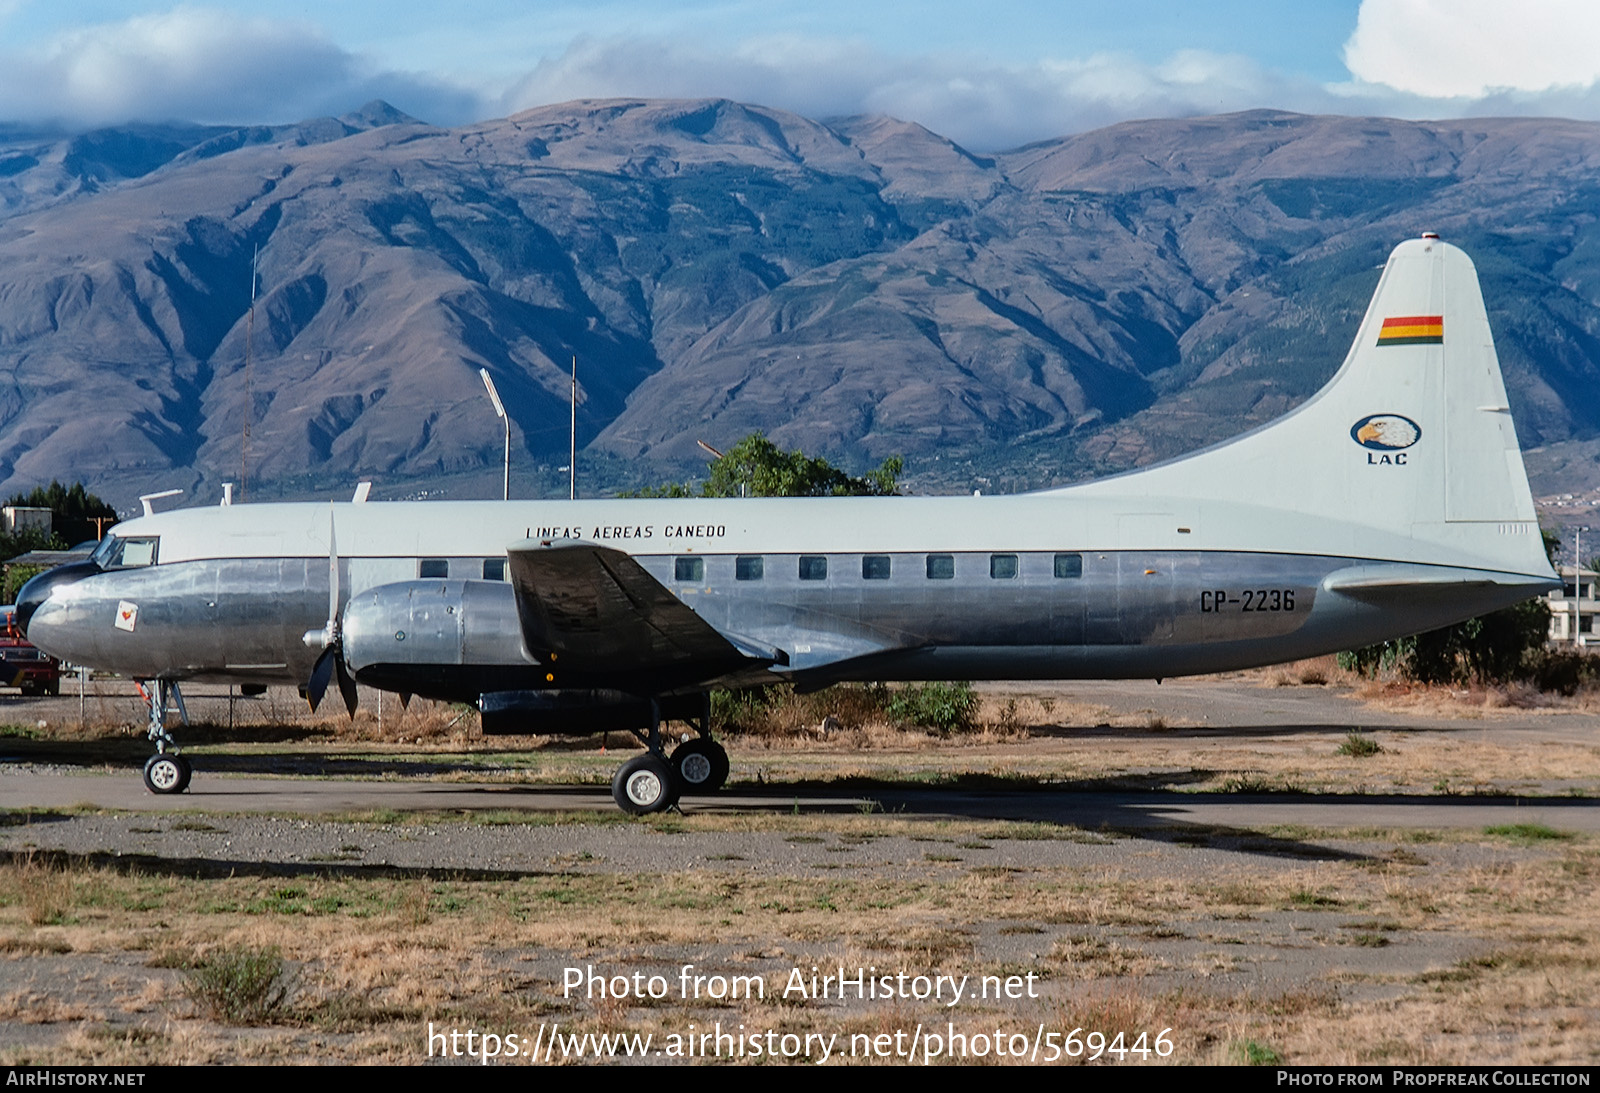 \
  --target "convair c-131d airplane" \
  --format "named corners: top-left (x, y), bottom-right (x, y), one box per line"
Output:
top-left (15, 236), bottom-right (1560, 814)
